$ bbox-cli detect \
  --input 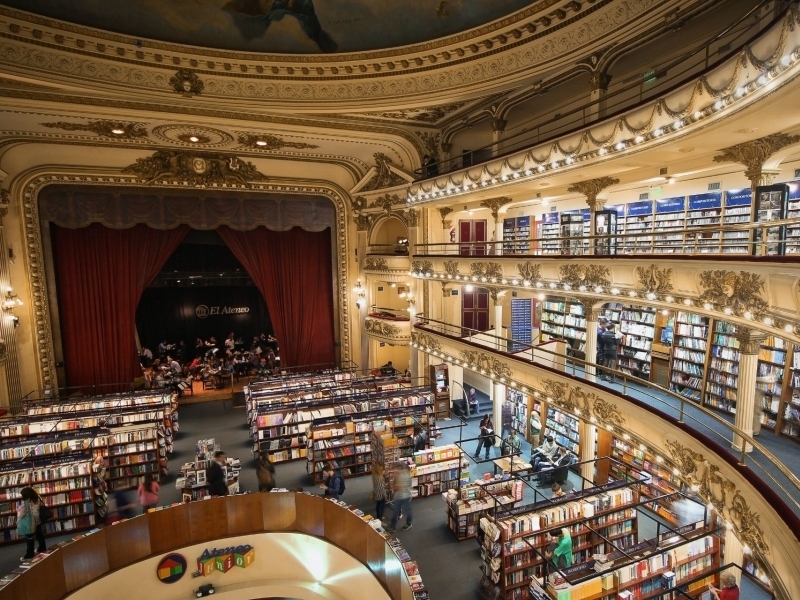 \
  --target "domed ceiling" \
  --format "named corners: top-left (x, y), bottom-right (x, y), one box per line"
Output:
top-left (0, 0), bottom-right (533, 54)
